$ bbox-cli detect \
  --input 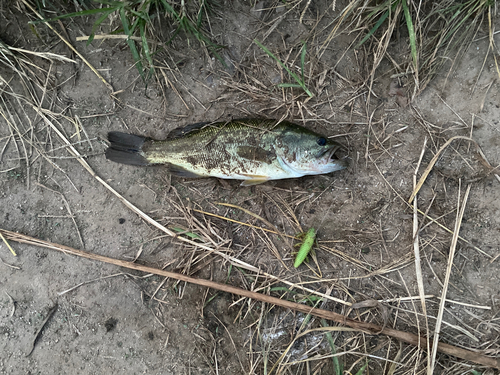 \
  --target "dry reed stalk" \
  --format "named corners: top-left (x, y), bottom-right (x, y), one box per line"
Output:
top-left (412, 137), bottom-right (431, 374)
top-left (429, 183), bottom-right (472, 373)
